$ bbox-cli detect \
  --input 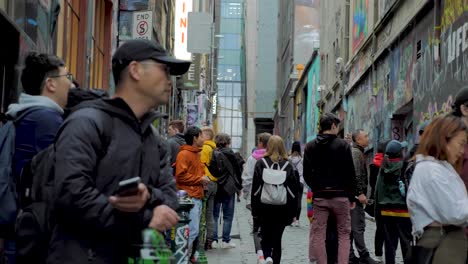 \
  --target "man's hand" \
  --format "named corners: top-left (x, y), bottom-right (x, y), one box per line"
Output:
top-left (201, 176), bottom-right (210, 185)
top-left (149, 205), bottom-right (180, 232)
top-left (350, 201), bottom-right (356, 210)
top-left (109, 183), bottom-right (150, 212)
top-left (358, 194), bottom-right (368, 205)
